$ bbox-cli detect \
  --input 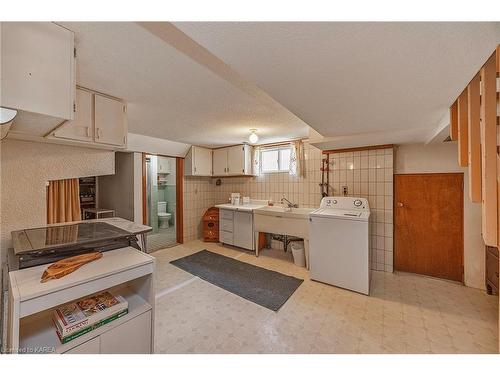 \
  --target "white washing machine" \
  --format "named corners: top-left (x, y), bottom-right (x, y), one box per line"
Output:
top-left (309, 197), bottom-right (371, 295)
